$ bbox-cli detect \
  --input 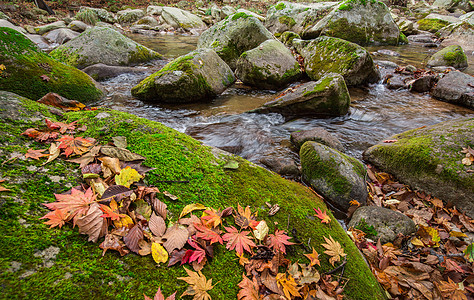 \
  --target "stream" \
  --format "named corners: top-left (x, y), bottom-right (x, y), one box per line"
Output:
top-left (95, 33), bottom-right (474, 170)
